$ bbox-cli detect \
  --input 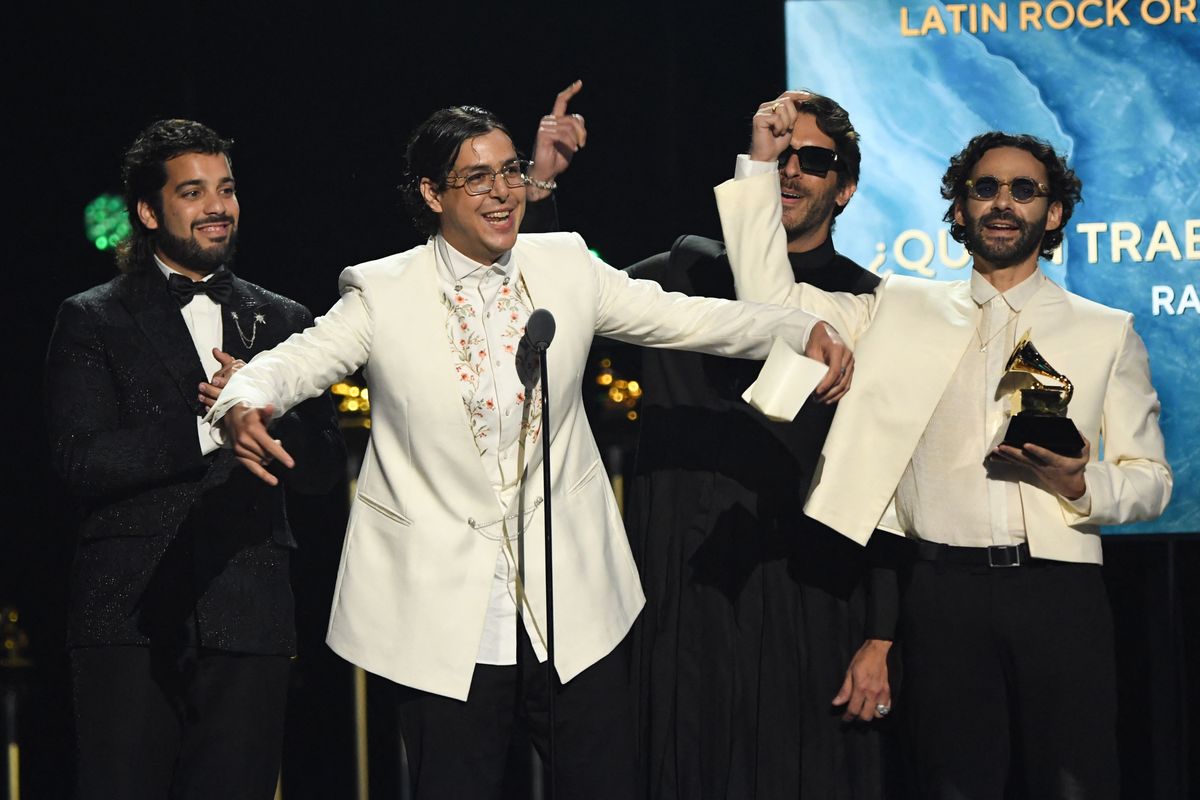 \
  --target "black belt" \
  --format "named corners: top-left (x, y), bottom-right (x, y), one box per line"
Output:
top-left (915, 540), bottom-right (1033, 568)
